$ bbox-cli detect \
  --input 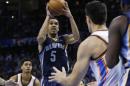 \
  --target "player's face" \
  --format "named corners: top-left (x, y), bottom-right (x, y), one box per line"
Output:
top-left (48, 19), bottom-right (59, 35)
top-left (21, 61), bottom-right (32, 73)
